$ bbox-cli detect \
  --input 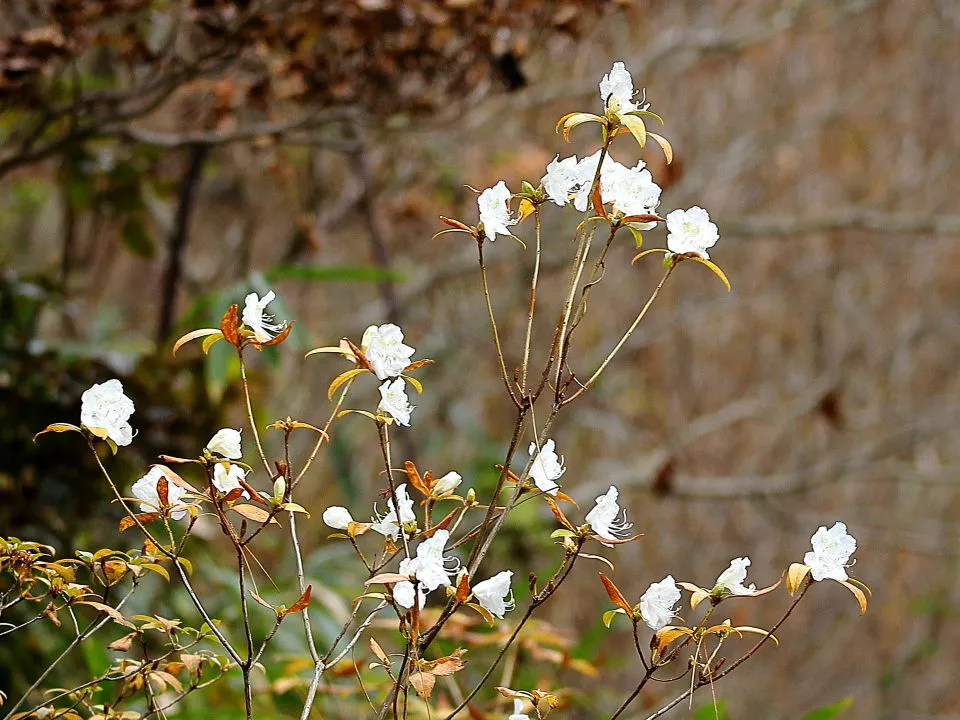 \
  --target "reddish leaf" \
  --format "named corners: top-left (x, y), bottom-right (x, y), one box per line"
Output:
top-left (404, 461), bottom-right (430, 497)
top-left (119, 513), bottom-right (160, 532)
top-left (220, 304), bottom-right (240, 347)
top-left (545, 497), bottom-right (576, 531)
top-left (287, 585), bottom-right (312, 614)
top-left (156, 475), bottom-right (169, 507)
top-left (259, 321), bottom-right (294, 347)
top-left (599, 573), bottom-right (632, 614)
top-left (423, 508), bottom-right (458, 537)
